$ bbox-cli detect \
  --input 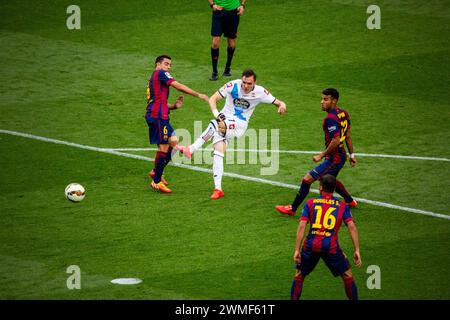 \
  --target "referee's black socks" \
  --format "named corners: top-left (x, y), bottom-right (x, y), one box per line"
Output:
top-left (211, 48), bottom-right (219, 74)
